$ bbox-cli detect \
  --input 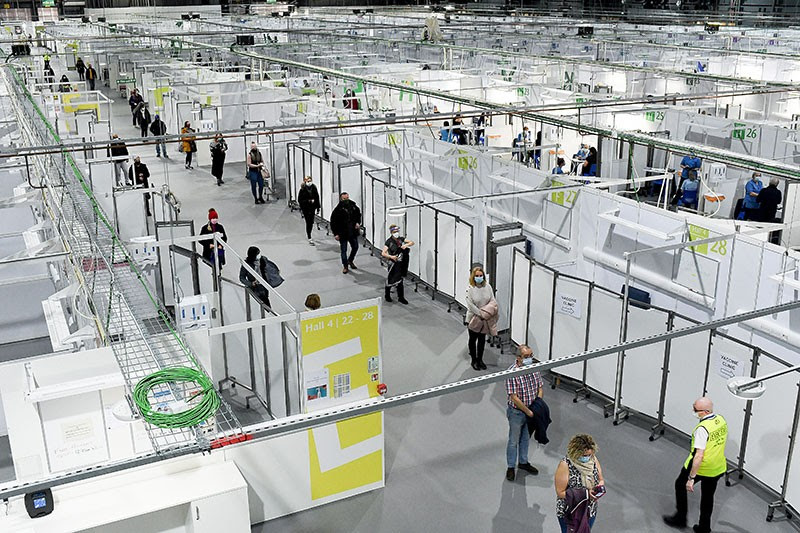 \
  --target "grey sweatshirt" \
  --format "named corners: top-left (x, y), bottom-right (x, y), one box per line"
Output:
top-left (465, 283), bottom-right (495, 324)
